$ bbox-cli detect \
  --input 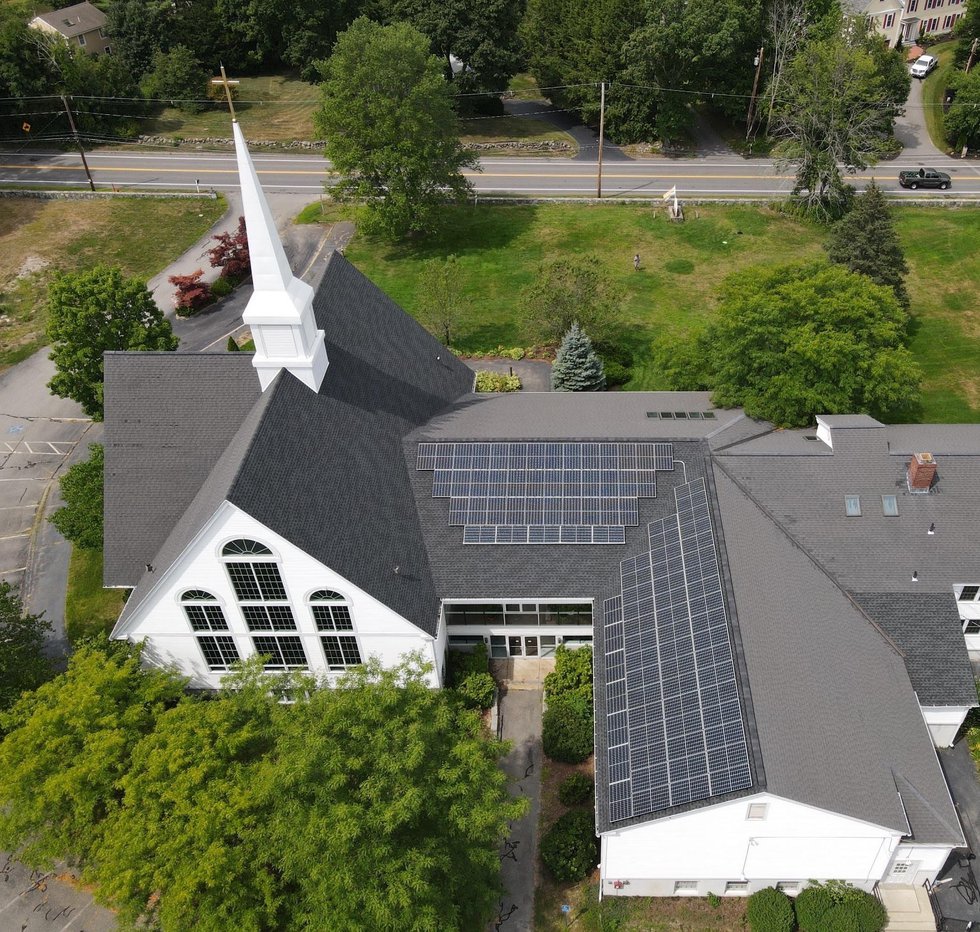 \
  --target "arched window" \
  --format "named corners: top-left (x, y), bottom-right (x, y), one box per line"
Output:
top-left (181, 590), bottom-right (239, 672)
top-left (221, 539), bottom-right (306, 670)
top-left (309, 589), bottom-right (360, 671)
